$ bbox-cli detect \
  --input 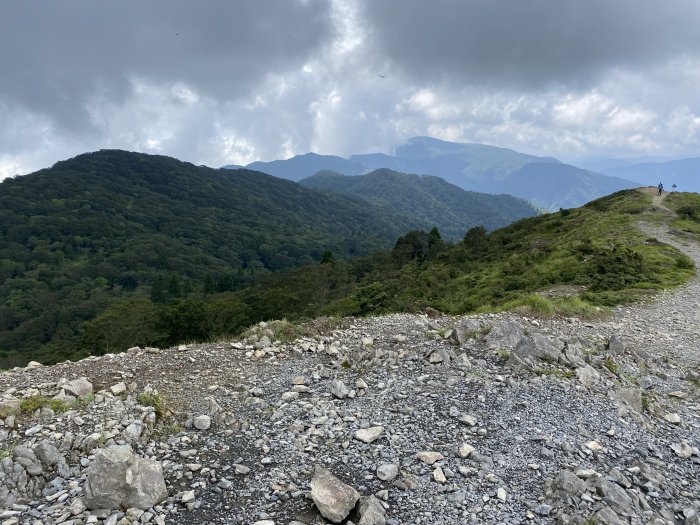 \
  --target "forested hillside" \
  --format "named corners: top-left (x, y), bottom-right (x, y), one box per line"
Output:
top-left (0, 150), bottom-right (425, 365)
top-left (299, 169), bottom-right (538, 239)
